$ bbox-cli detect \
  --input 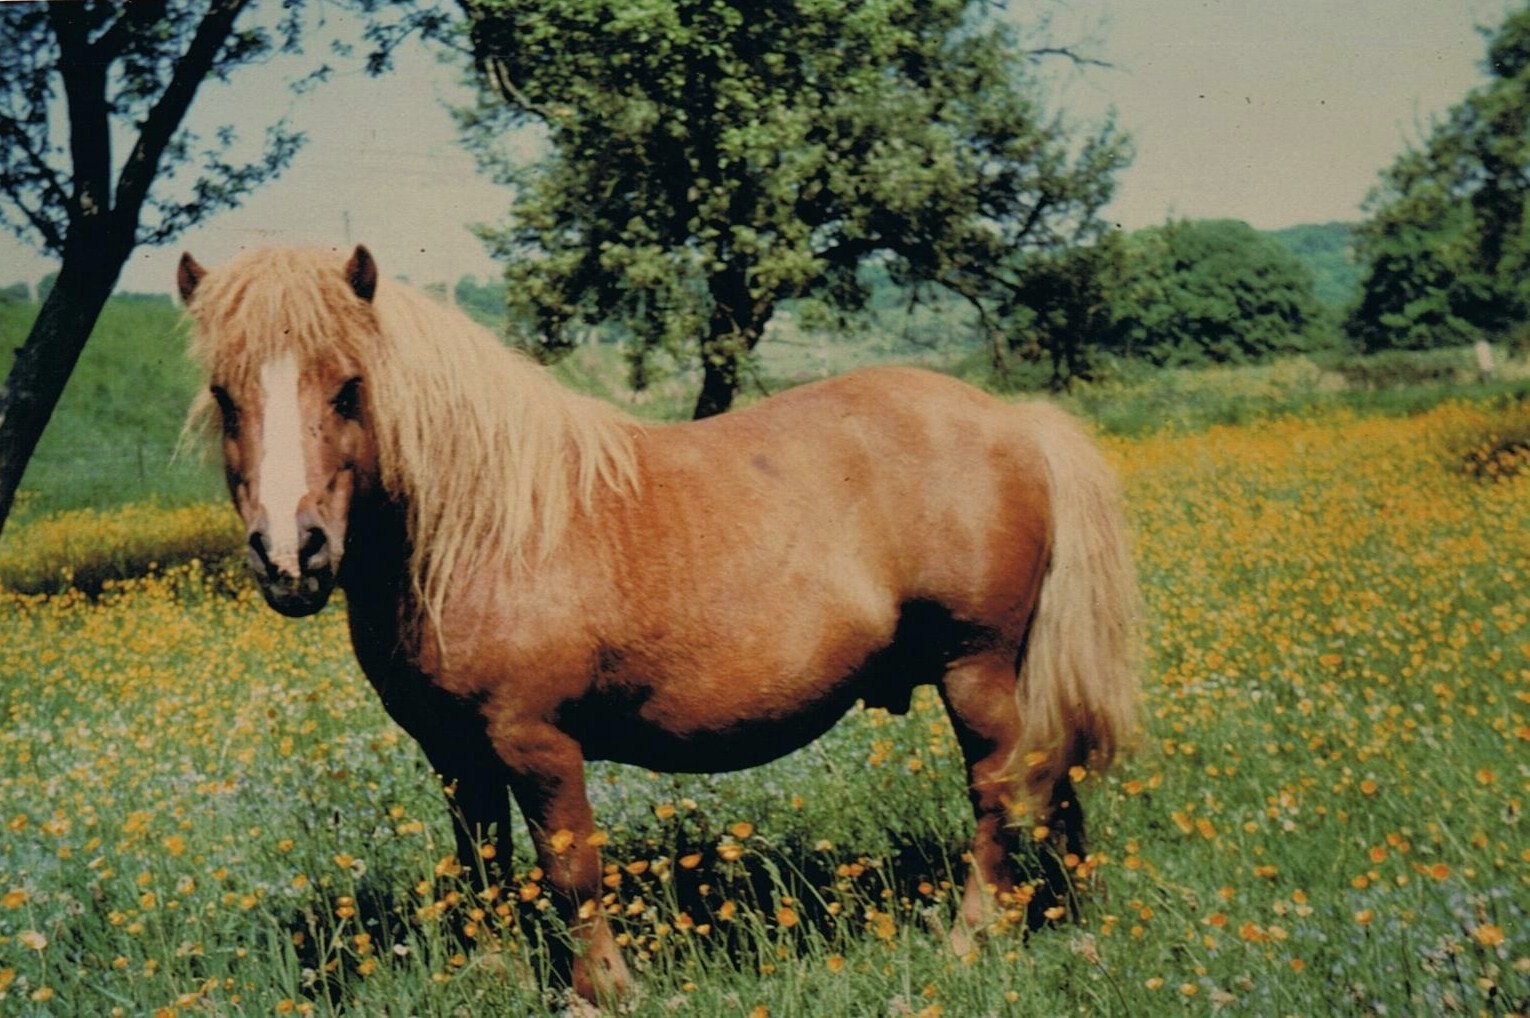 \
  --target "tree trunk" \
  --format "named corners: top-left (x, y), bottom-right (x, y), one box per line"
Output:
top-left (0, 243), bottom-right (124, 536)
top-left (693, 339), bottom-right (743, 420)
top-left (692, 266), bottom-right (769, 420)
